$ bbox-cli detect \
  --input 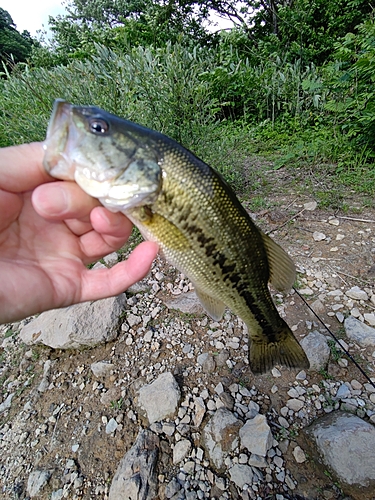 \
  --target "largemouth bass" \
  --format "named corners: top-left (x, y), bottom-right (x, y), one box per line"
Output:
top-left (43, 99), bottom-right (309, 374)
